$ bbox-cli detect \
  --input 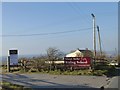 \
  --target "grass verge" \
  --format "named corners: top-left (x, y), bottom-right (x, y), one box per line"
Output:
top-left (1, 81), bottom-right (32, 90)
